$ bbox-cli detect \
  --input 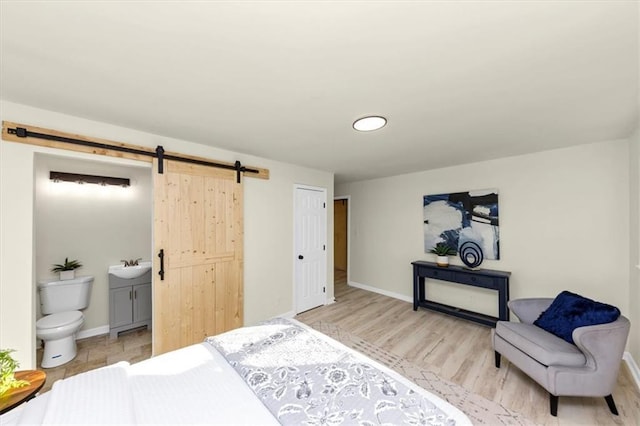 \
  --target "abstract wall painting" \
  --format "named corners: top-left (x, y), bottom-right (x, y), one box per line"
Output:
top-left (423, 189), bottom-right (500, 262)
